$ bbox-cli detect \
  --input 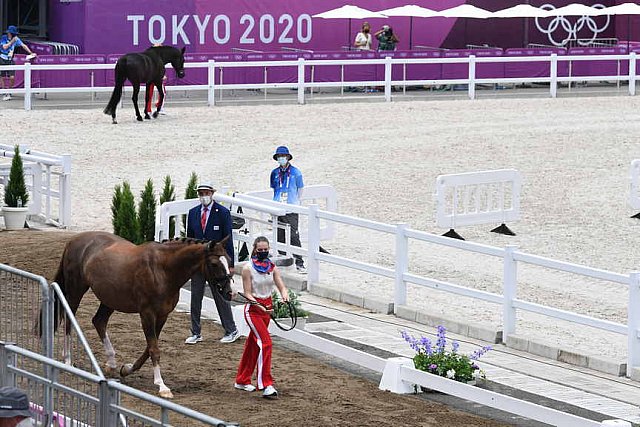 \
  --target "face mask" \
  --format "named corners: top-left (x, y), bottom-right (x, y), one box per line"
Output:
top-left (199, 195), bottom-right (212, 206)
top-left (277, 157), bottom-right (288, 167)
top-left (255, 251), bottom-right (269, 261)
